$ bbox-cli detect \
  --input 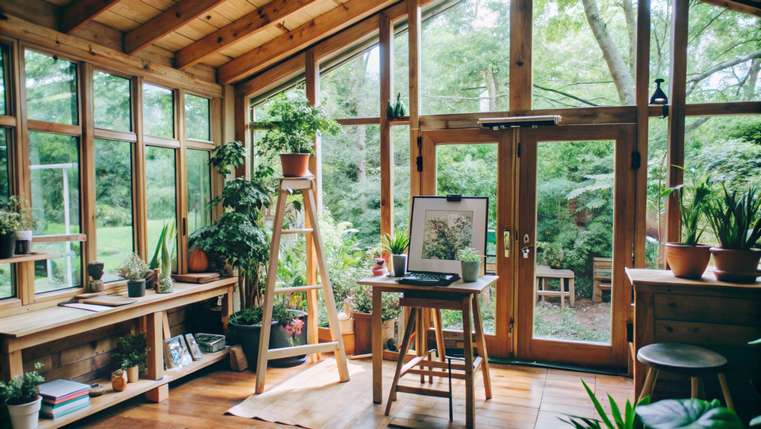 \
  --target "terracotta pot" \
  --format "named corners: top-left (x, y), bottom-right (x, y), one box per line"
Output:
top-left (126, 365), bottom-right (139, 383)
top-left (111, 370), bottom-right (127, 392)
top-left (665, 243), bottom-right (710, 279)
top-left (188, 248), bottom-right (209, 272)
top-left (352, 311), bottom-right (372, 355)
top-left (280, 153), bottom-right (310, 177)
top-left (710, 247), bottom-right (761, 283)
top-left (317, 327), bottom-right (356, 356)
